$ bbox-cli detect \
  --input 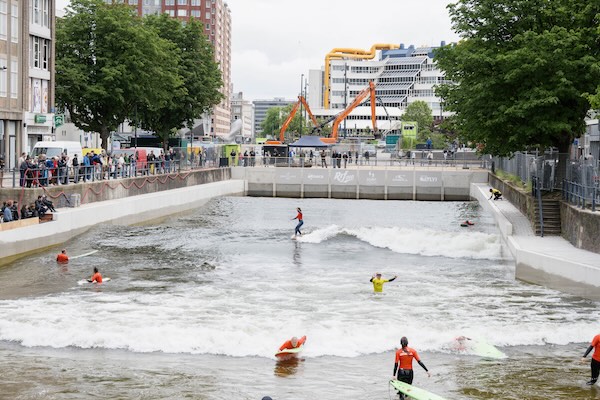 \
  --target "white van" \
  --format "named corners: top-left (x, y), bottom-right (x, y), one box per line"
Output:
top-left (31, 141), bottom-right (83, 160)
